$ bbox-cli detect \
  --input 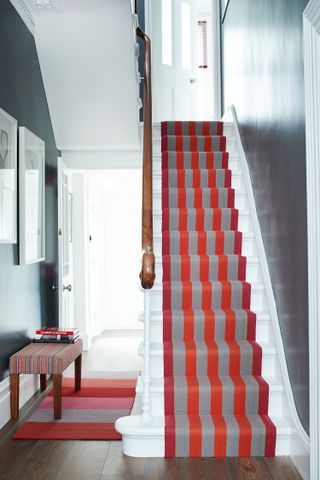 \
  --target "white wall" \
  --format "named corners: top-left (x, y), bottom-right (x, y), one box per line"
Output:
top-left (34, 0), bottom-right (140, 151)
top-left (73, 170), bottom-right (143, 336)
